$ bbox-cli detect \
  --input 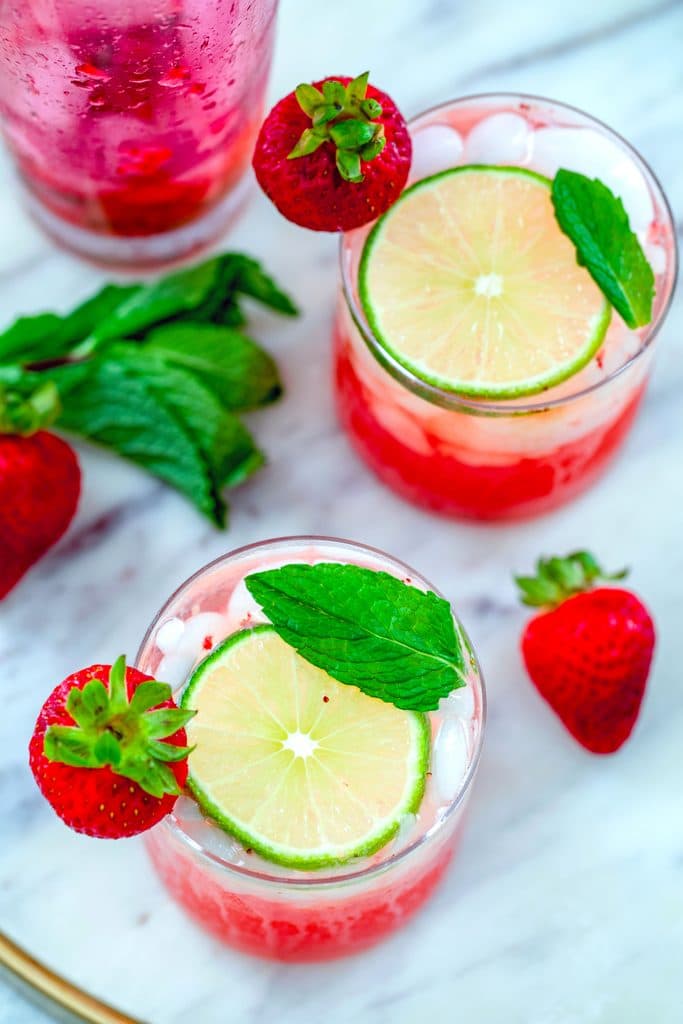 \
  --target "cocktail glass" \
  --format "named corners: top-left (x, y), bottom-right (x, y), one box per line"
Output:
top-left (334, 94), bottom-right (677, 521)
top-left (137, 536), bottom-right (485, 961)
top-left (0, 0), bottom-right (278, 265)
